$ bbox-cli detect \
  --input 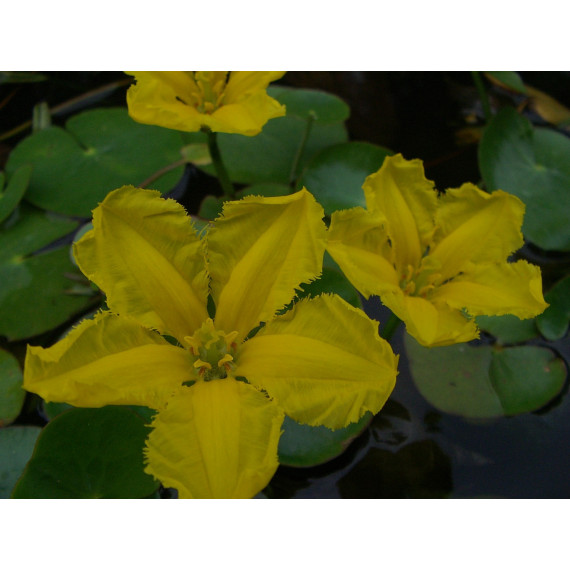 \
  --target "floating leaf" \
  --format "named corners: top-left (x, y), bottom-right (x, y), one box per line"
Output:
top-left (479, 107), bottom-right (570, 251)
top-left (5, 108), bottom-right (185, 217)
top-left (536, 275), bottom-right (570, 340)
top-left (0, 426), bottom-right (42, 498)
top-left (298, 141), bottom-right (392, 215)
top-left (12, 406), bottom-right (159, 498)
top-left (198, 195), bottom-right (224, 220)
top-left (0, 203), bottom-right (96, 340)
top-left (0, 348), bottom-right (25, 426)
top-left (278, 412), bottom-right (372, 467)
top-left (268, 86), bottom-right (350, 123)
top-left (405, 334), bottom-right (567, 419)
top-left (476, 314), bottom-right (539, 344)
top-left (0, 165), bottom-right (31, 223)
top-left (296, 266), bottom-right (362, 309)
